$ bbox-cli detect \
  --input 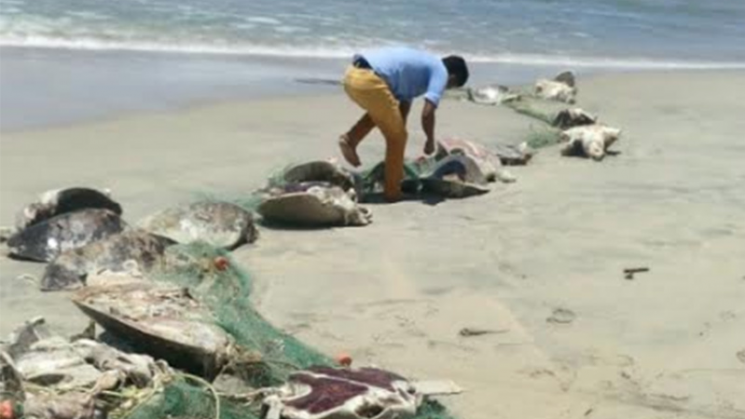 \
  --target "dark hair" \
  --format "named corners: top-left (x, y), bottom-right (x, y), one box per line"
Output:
top-left (442, 55), bottom-right (469, 87)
